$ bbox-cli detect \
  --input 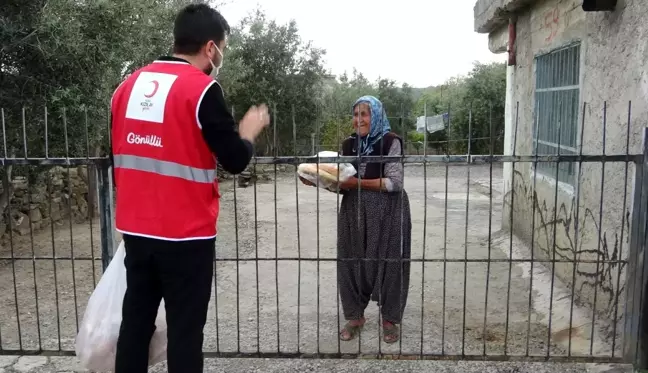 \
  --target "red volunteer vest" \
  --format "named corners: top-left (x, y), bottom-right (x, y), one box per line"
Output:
top-left (111, 60), bottom-right (220, 241)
